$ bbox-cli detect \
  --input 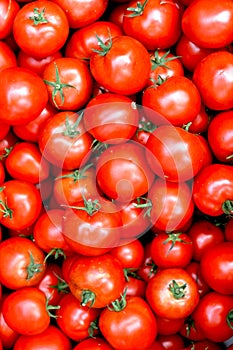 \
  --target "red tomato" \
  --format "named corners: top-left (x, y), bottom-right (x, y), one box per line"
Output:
top-left (181, 0), bottom-right (233, 49)
top-left (156, 316), bottom-right (185, 336)
top-left (90, 35), bottom-right (151, 95)
top-left (13, 325), bottom-right (72, 350)
top-left (184, 340), bottom-right (223, 350)
top-left (150, 232), bottom-right (193, 269)
top-left (73, 337), bottom-right (114, 350)
top-left (83, 93), bottom-right (139, 143)
top-left (99, 296), bottom-right (157, 350)
top-left (122, 0), bottom-right (182, 50)
top-left (0, 180), bottom-right (42, 230)
top-left (56, 293), bottom-right (100, 342)
top-left (192, 292), bottom-right (233, 342)
top-left (125, 275), bottom-right (146, 298)
top-left (193, 164), bottom-right (233, 216)
top-left (0, 163), bottom-right (5, 184)
top-left (0, 0), bottom-right (20, 39)
top-left (146, 268), bottom-right (200, 319)
top-left (0, 236), bottom-right (46, 290)
top-left (187, 104), bottom-right (210, 134)
top-left (110, 239), bottom-right (145, 269)
top-left (193, 51), bottom-right (233, 110)
top-left (0, 294), bottom-right (19, 349)
top-left (156, 334), bottom-right (185, 350)
top-left (68, 253), bottom-right (126, 308)
top-left (2, 287), bottom-right (51, 335)
top-left (225, 218), bottom-right (233, 241)
top-left (0, 40), bottom-right (17, 72)
top-left (108, 3), bottom-right (128, 29)
top-left (142, 76), bottom-right (201, 127)
top-left (185, 261), bottom-right (210, 298)
top-left (207, 110), bottom-right (233, 162)
top-left (0, 67), bottom-right (48, 125)
top-left (65, 21), bottom-right (123, 62)
top-left (200, 242), bottom-right (233, 295)
top-left (5, 141), bottom-right (50, 183)
top-left (43, 57), bottom-right (93, 110)
top-left (13, 0), bottom-right (69, 59)
top-left (51, 0), bottom-right (108, 28)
